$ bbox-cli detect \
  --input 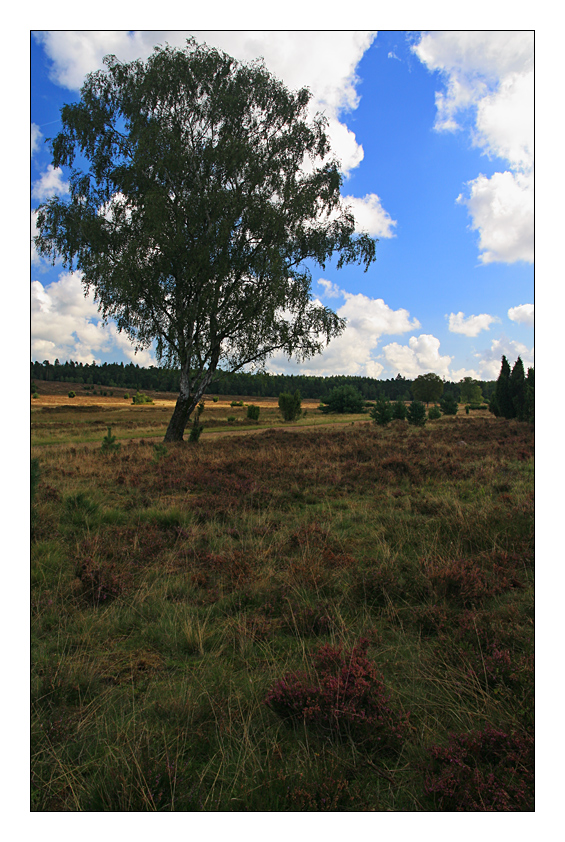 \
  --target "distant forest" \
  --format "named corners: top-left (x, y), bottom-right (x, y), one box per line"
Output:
top-left (31, 359), bottom-right (496, 403)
